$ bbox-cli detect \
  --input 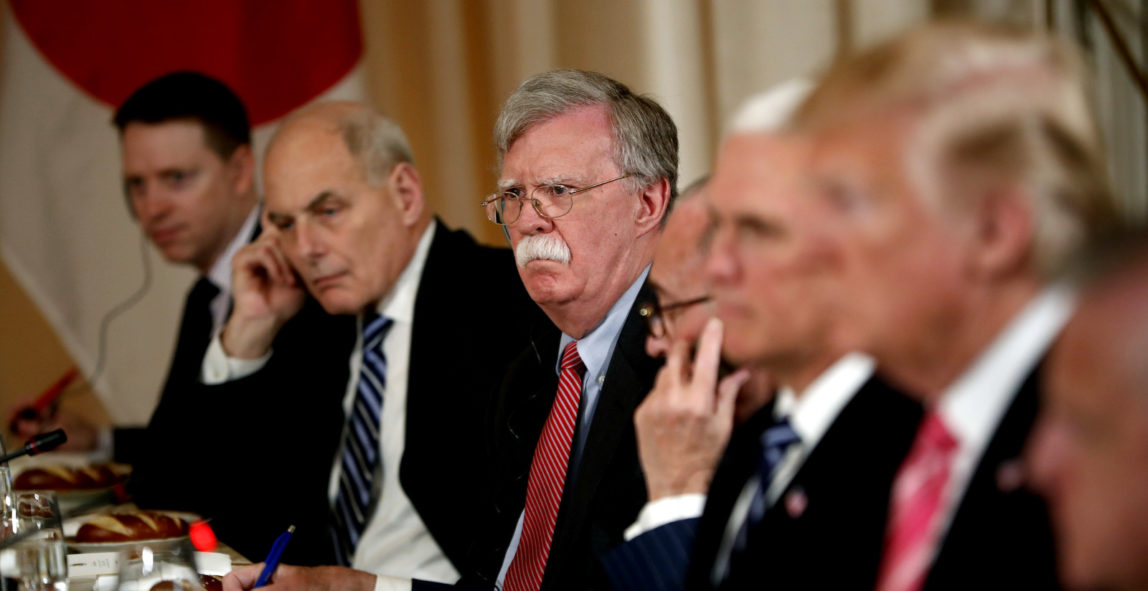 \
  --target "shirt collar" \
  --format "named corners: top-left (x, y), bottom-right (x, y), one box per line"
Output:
top-left (370, 222), bottom-right (437, 325)
top-left (206, 205), bottom-right (260, 291)
top-left (557, 265), bottom-right (651, 378)
top-left (774, 352), bottom-right (875, 446)
top-left (938, 283), bottom-right (1076, 446)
